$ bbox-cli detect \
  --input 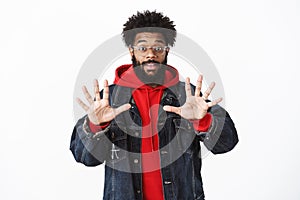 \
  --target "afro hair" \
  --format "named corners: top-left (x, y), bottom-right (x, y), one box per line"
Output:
top-left (122, 10), bottom-right (176, 47)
